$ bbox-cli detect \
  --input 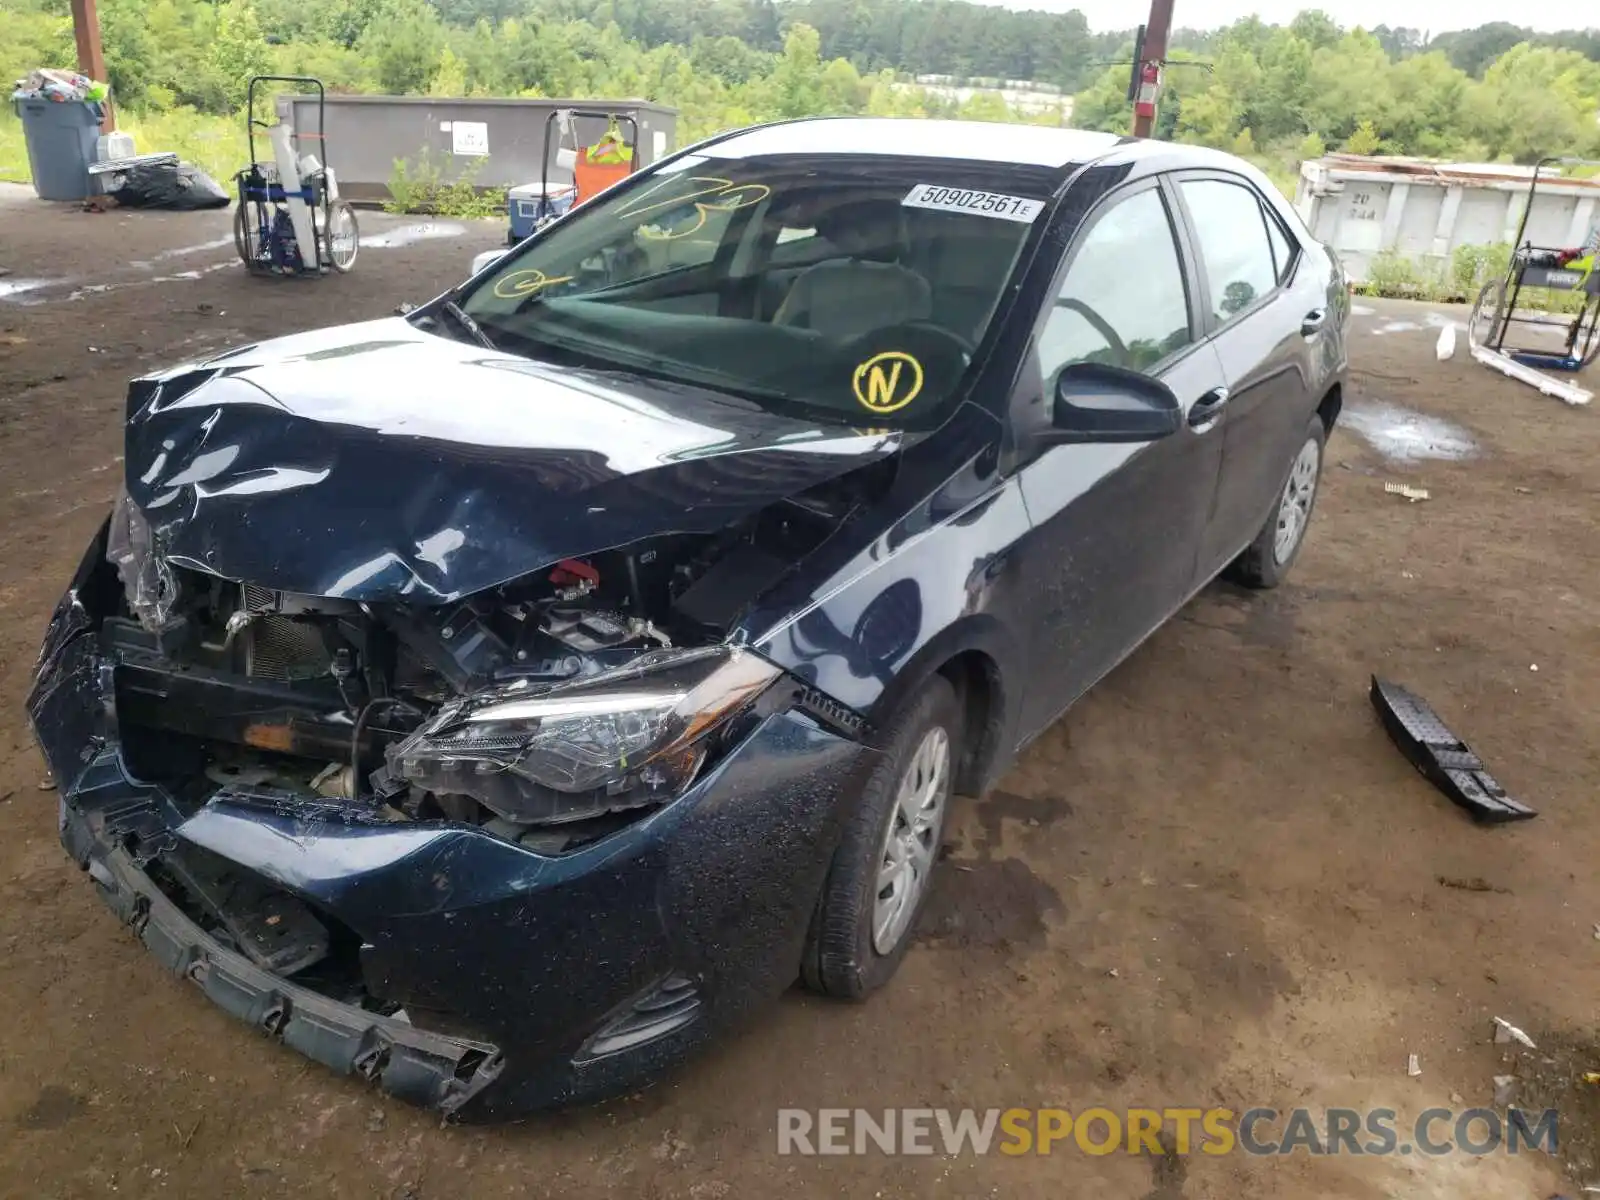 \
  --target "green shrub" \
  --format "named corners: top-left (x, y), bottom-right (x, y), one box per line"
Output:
top-left (384, 146), bottom-right (505, 218)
